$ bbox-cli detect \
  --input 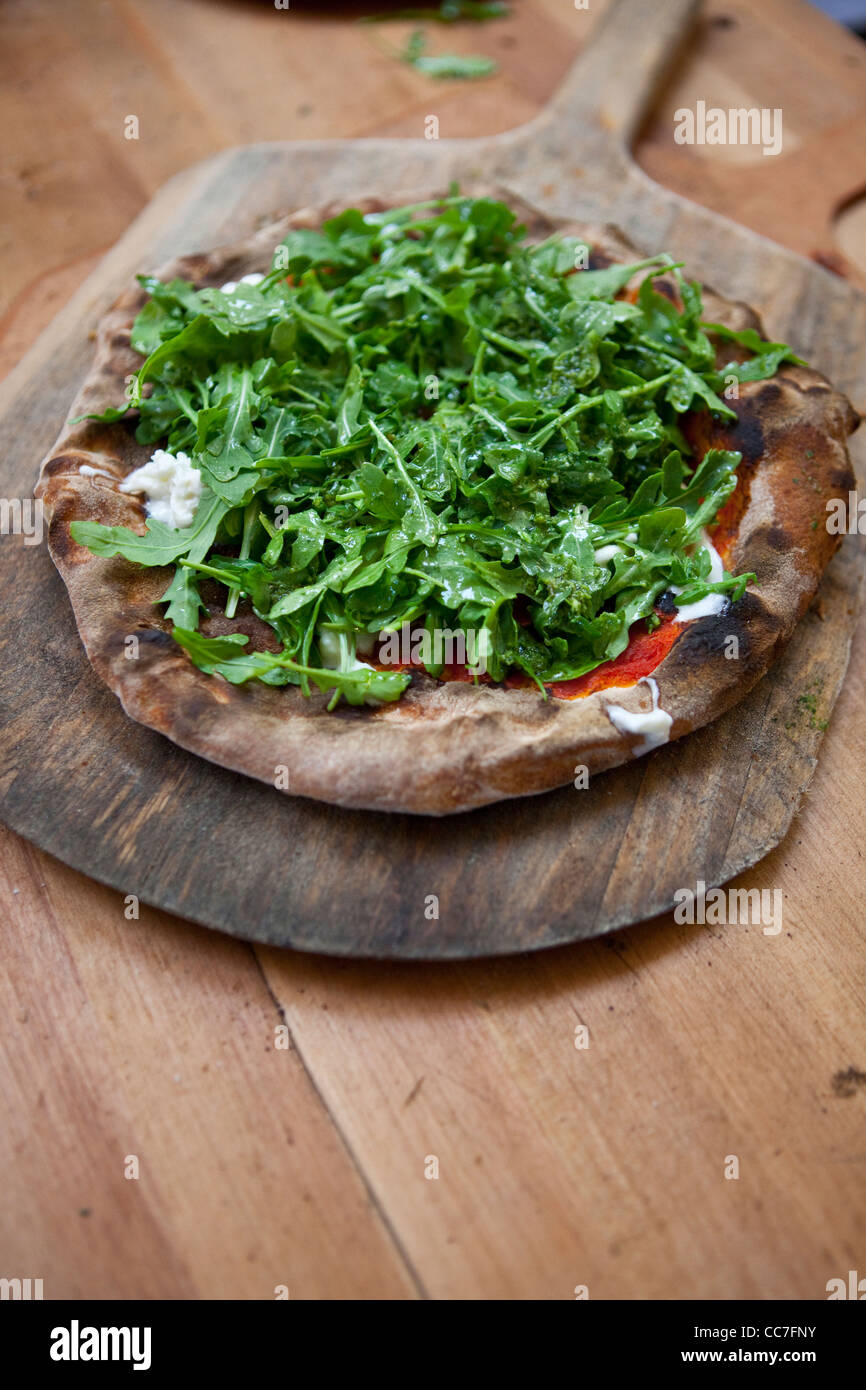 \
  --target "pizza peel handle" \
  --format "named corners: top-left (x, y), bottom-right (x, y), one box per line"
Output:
top-left (530, 0), bottom-right (700, 151)
top-left (194, 0), bottom-right (702, 225)
top-left (485, 0), bottom-right (701, 219)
